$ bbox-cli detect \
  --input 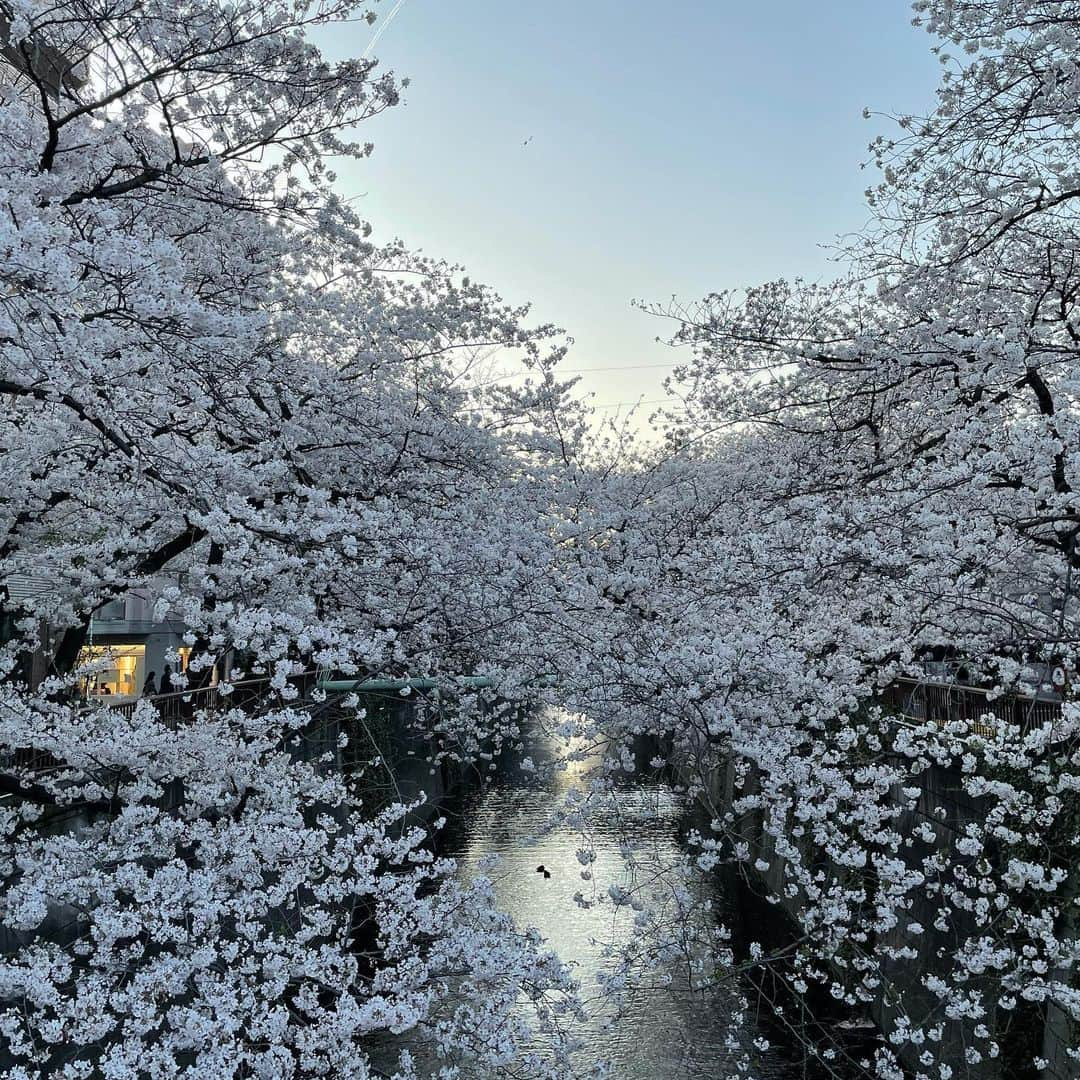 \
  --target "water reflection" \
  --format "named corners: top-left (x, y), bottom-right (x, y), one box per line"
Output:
top-left (437, 711), bottom-right (800, 1079)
